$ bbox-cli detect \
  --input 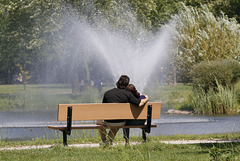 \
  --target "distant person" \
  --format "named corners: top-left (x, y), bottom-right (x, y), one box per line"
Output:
top-left (94, 78), bottom-right (102, 92)
top-left (80, 80), bottom-right (85, 91)
top-left (97, 75), bottom-right (149, 145)
top-left (123, 84), bottom-right (147, 143)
